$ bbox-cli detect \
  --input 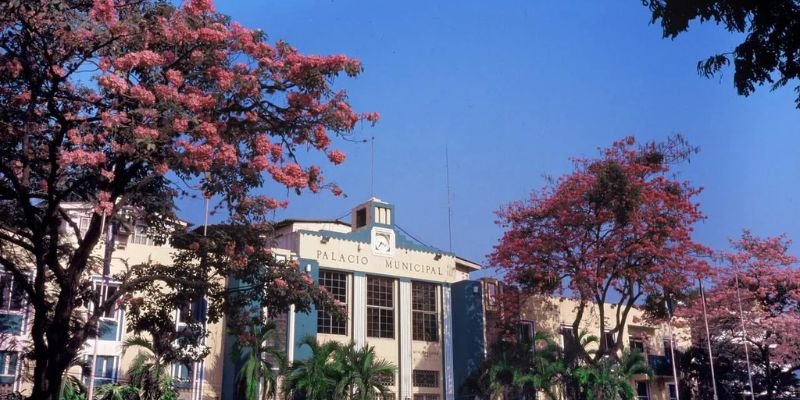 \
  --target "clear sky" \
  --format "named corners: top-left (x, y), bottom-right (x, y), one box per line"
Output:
top-left (180, 0), bottom-right (800, 277)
